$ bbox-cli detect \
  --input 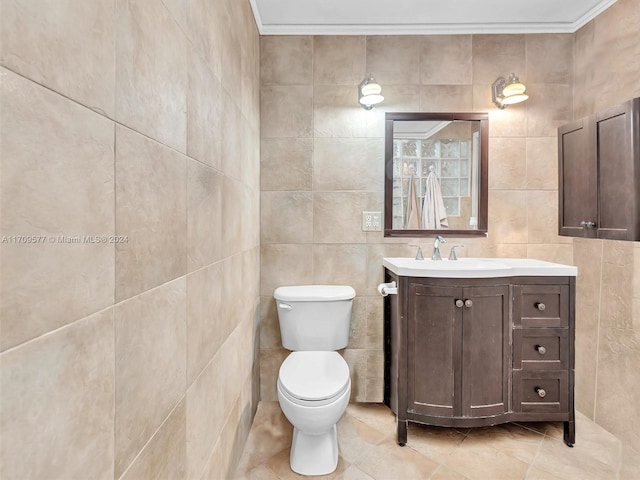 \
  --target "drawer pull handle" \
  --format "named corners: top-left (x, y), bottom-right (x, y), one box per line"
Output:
top-left (535, 345), bottom-right (547, 355)
top-left (535, 302), bottom-right (546, 311)
top-left (455, 299), bottom-right (464, 308)
top-left (535, 386), bottom-right (546, 398)
top-left (464, 299), bottom-right (473, 308)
